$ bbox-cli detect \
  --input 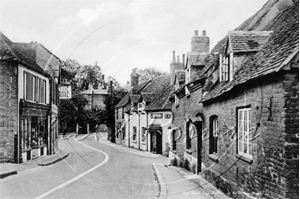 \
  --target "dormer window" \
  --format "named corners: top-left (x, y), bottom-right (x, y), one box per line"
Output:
top-left (219, 53), bottom-right (234, 82)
